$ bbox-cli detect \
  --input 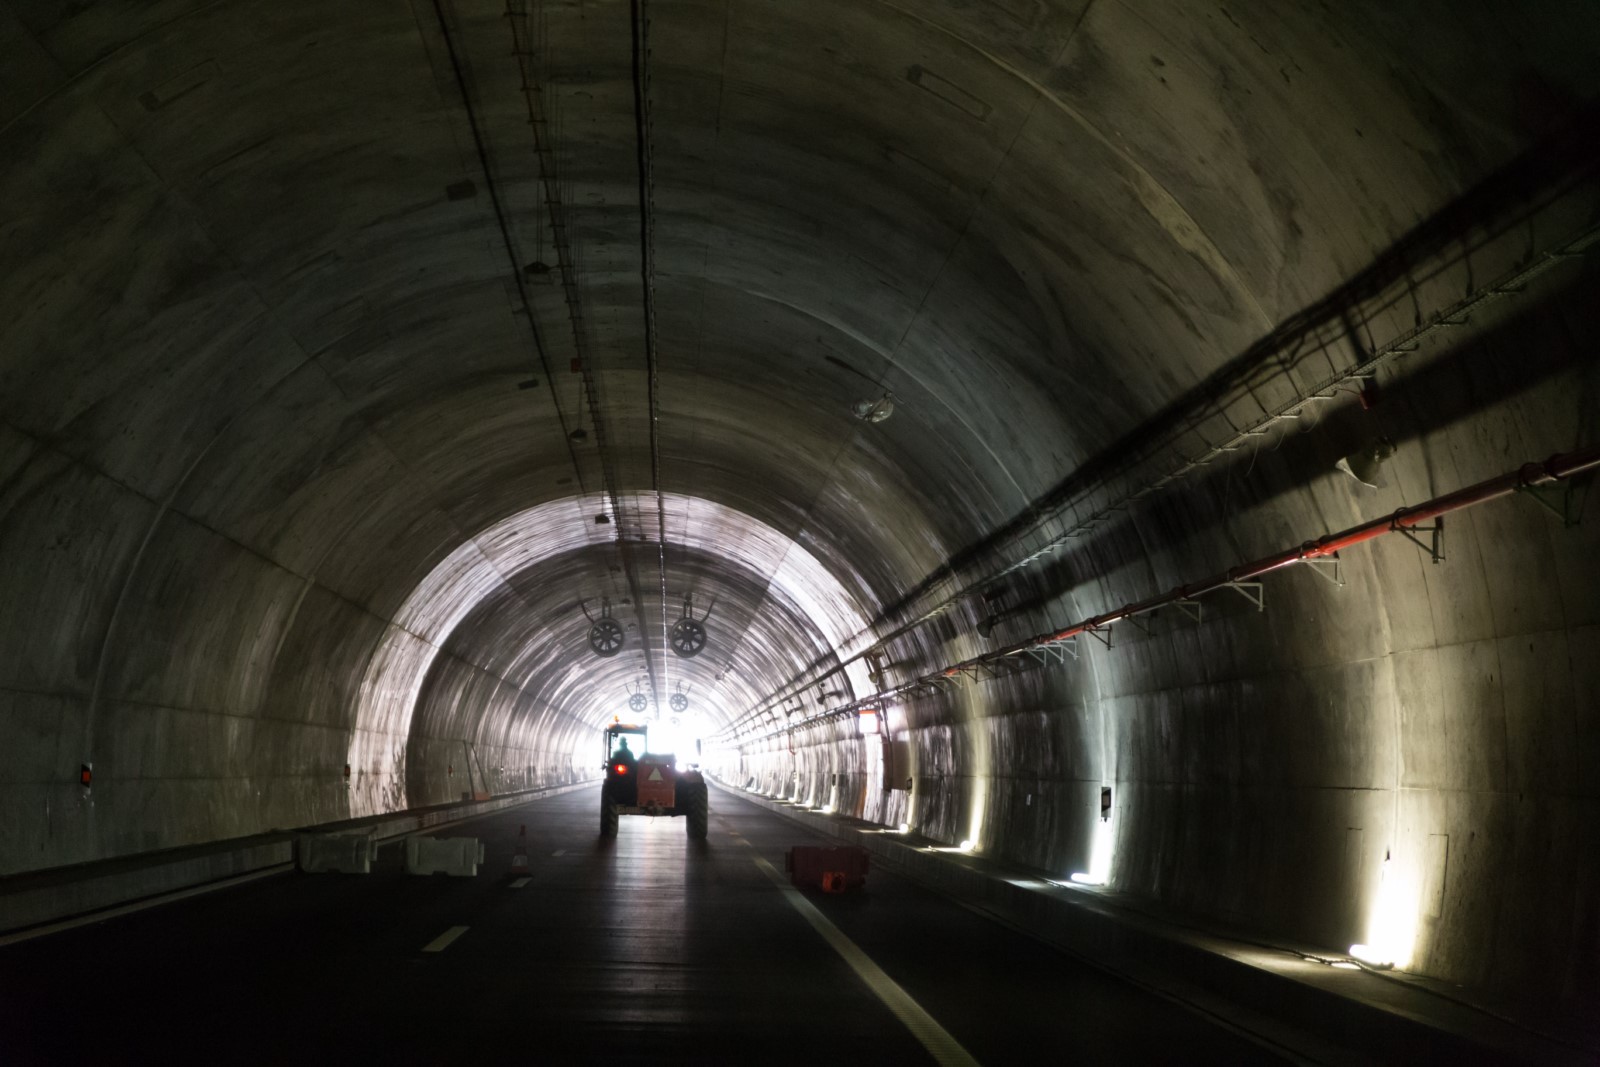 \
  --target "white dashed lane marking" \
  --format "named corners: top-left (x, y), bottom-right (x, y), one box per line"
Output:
top-left (508, 878), bottom-right (531, 889)
top-left (422, 926), bottom-right (469, 953)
